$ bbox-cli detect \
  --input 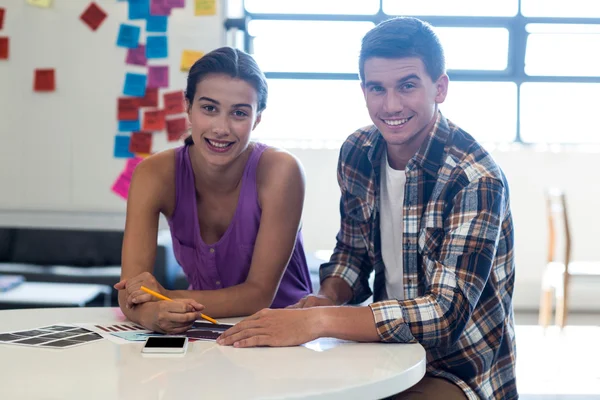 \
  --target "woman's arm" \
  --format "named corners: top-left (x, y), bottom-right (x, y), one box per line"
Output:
top-left (117, 154), bottom-right (203, 332)
top-left (169, 149), bottom-right (306, 317)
